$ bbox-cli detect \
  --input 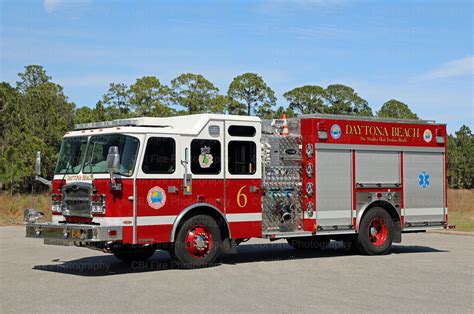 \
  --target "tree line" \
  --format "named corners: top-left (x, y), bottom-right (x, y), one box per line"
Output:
top-left (0, 65), bottom-right (472, 193)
